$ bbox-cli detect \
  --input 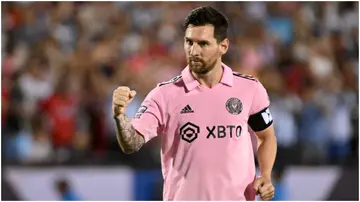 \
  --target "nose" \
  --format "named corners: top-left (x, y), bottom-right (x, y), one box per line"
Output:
top-left (190, 43), bottom-right (201, 56)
